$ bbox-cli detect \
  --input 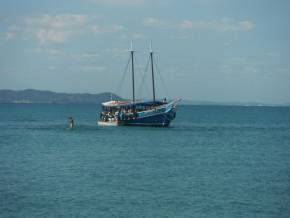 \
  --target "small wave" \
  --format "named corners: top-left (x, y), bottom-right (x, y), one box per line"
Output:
top-left (170, 122), bottom-right (290, 132)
